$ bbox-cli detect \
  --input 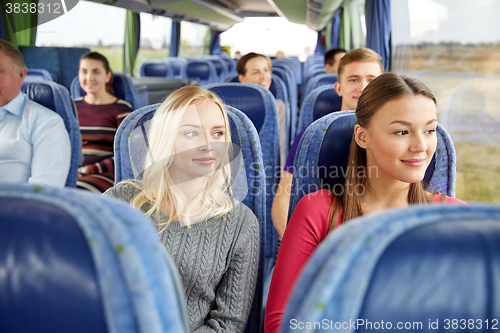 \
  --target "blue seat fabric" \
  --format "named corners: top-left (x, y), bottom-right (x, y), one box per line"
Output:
top-left (21, 81), bottom-right (81, 187)
top-left (297, 85), bottom-right (342, 133)
top-left (0, 196), bottom-right (108, 333)
top-left (0, 185), bottom-right (189, 333)
top-left (282, 204), bottom-right (500, 333)
top-left (140, 60), bottom-right (172, 78)
top-left (20, 46), bottom-right (90, 87)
